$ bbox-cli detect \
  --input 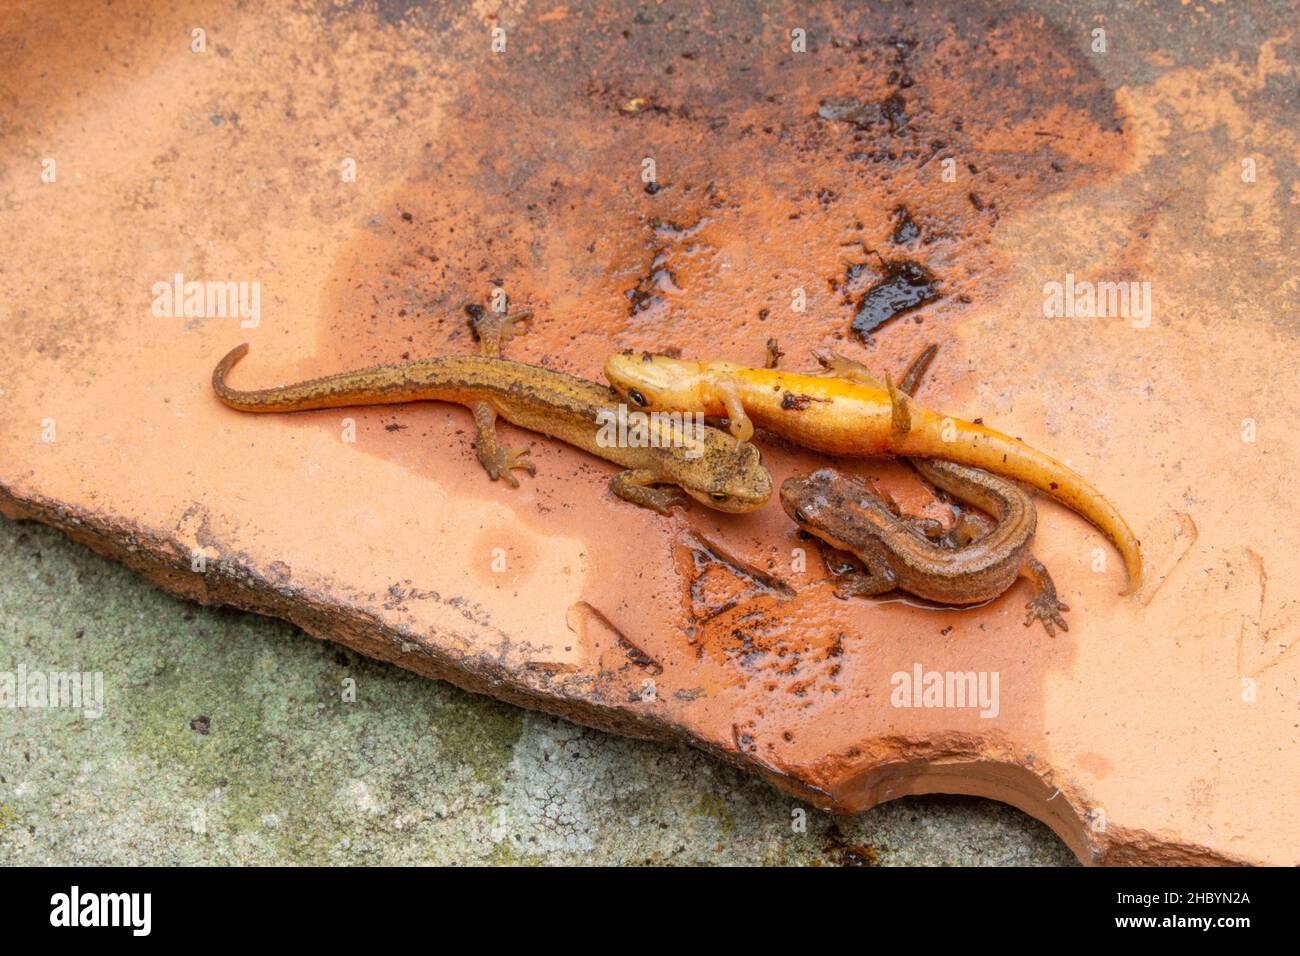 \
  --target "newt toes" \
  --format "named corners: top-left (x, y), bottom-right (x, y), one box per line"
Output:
top-left (213, 337), bottom-right (772, 514)
top-left (1020, 554), bottom-right (1070, 637)
top-left (605, 349), bottom-right (1143, 594)
top-left (470, 401), bottom-right (535, 487)
top-left (468, 306), bottom-right (532, 357)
